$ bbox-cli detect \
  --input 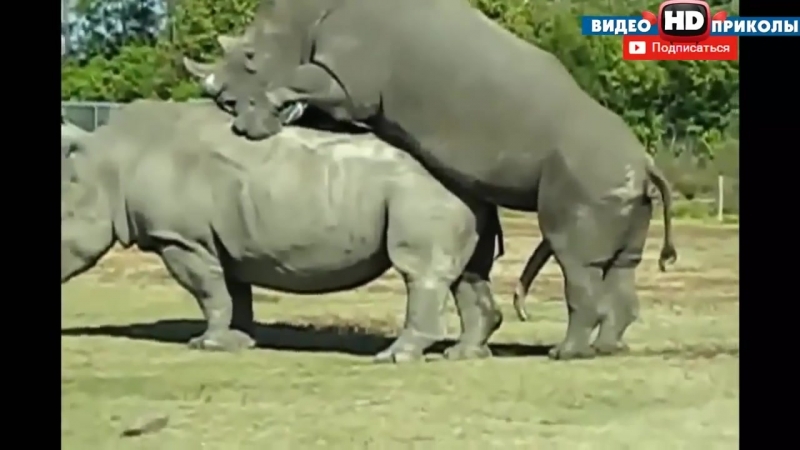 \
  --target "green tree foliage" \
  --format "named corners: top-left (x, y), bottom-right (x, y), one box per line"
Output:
top-left (63, 0), bottom-right (260, 101)
top-left (471, 0), bottom-right (738, 152)
top-left (62, 0), bottom-right (738, 156)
